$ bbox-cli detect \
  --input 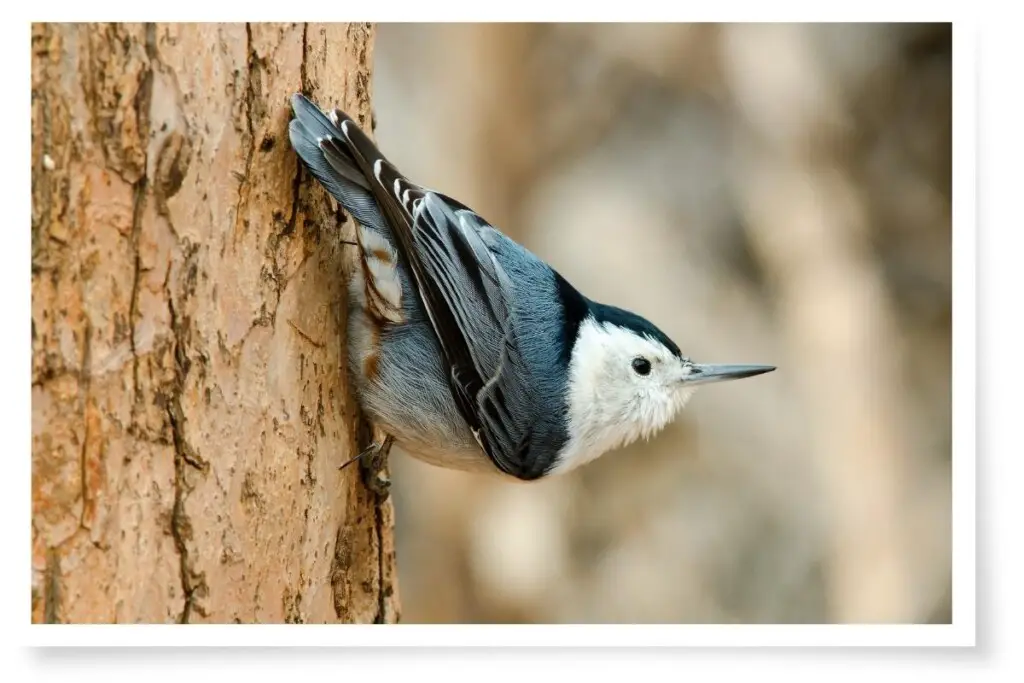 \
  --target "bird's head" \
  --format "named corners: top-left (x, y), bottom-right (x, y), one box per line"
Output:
top-left (553, 304), bottom-right (774, 474)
